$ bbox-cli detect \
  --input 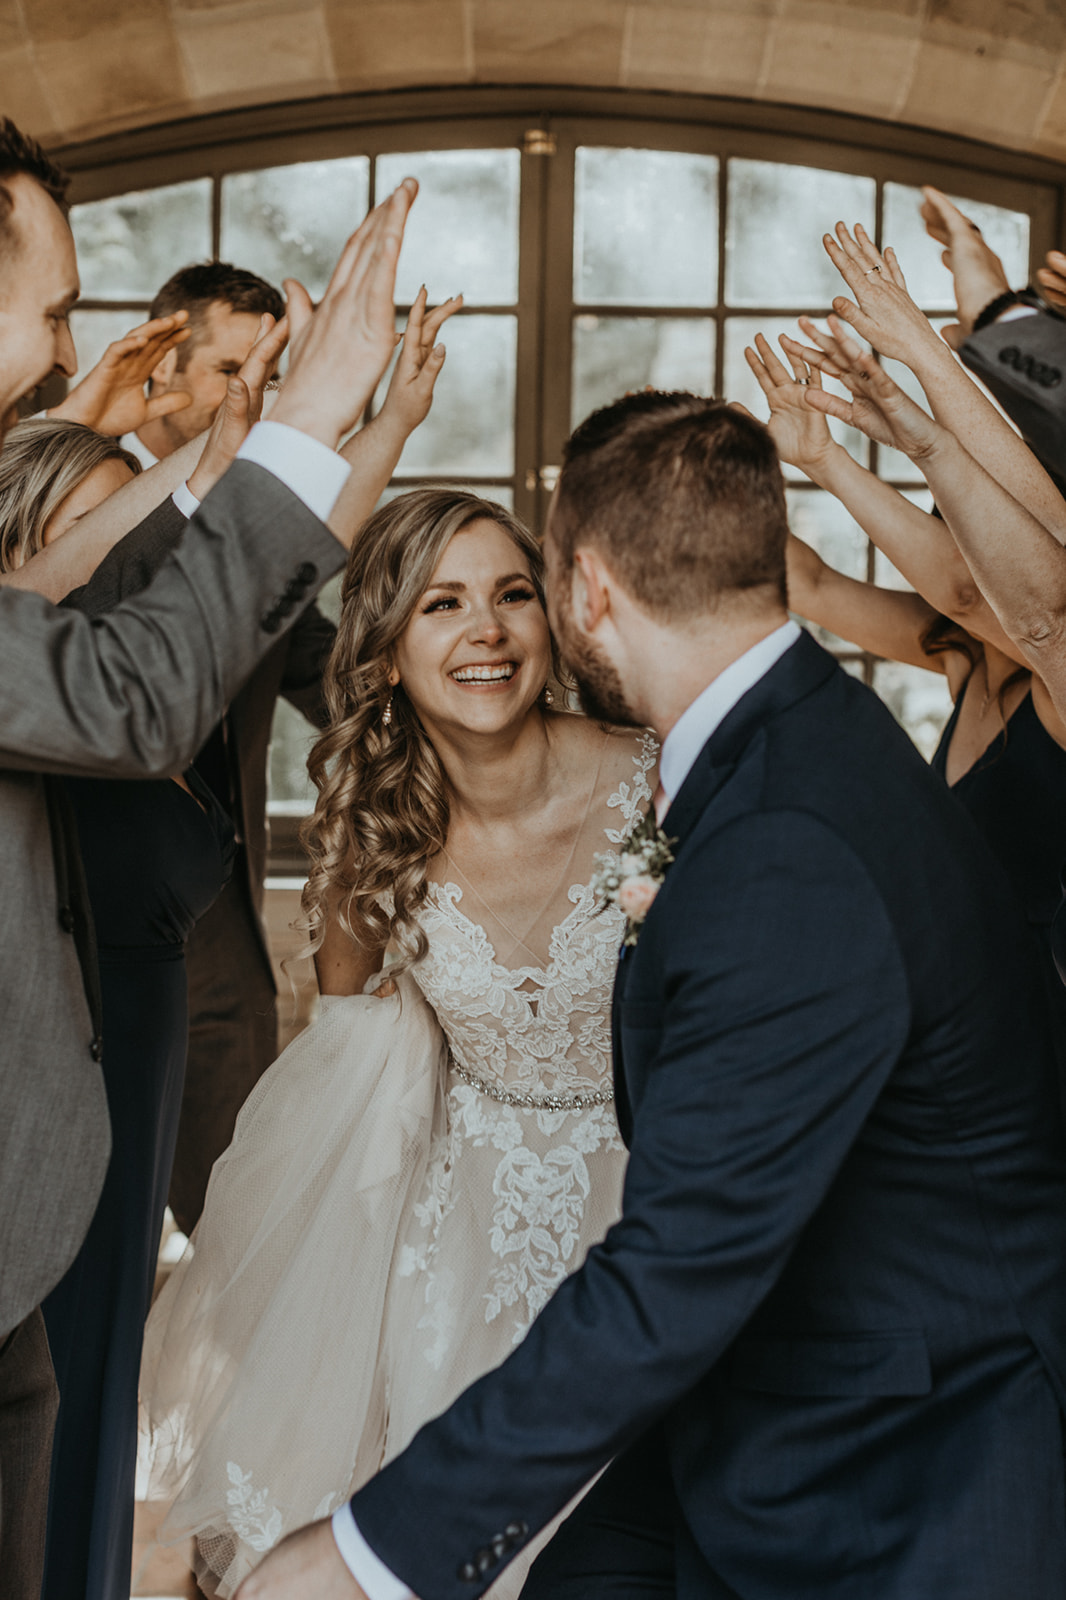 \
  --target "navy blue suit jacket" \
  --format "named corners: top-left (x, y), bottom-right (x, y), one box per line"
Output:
top-left (351, 634), bottom-right (1066, 1599)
